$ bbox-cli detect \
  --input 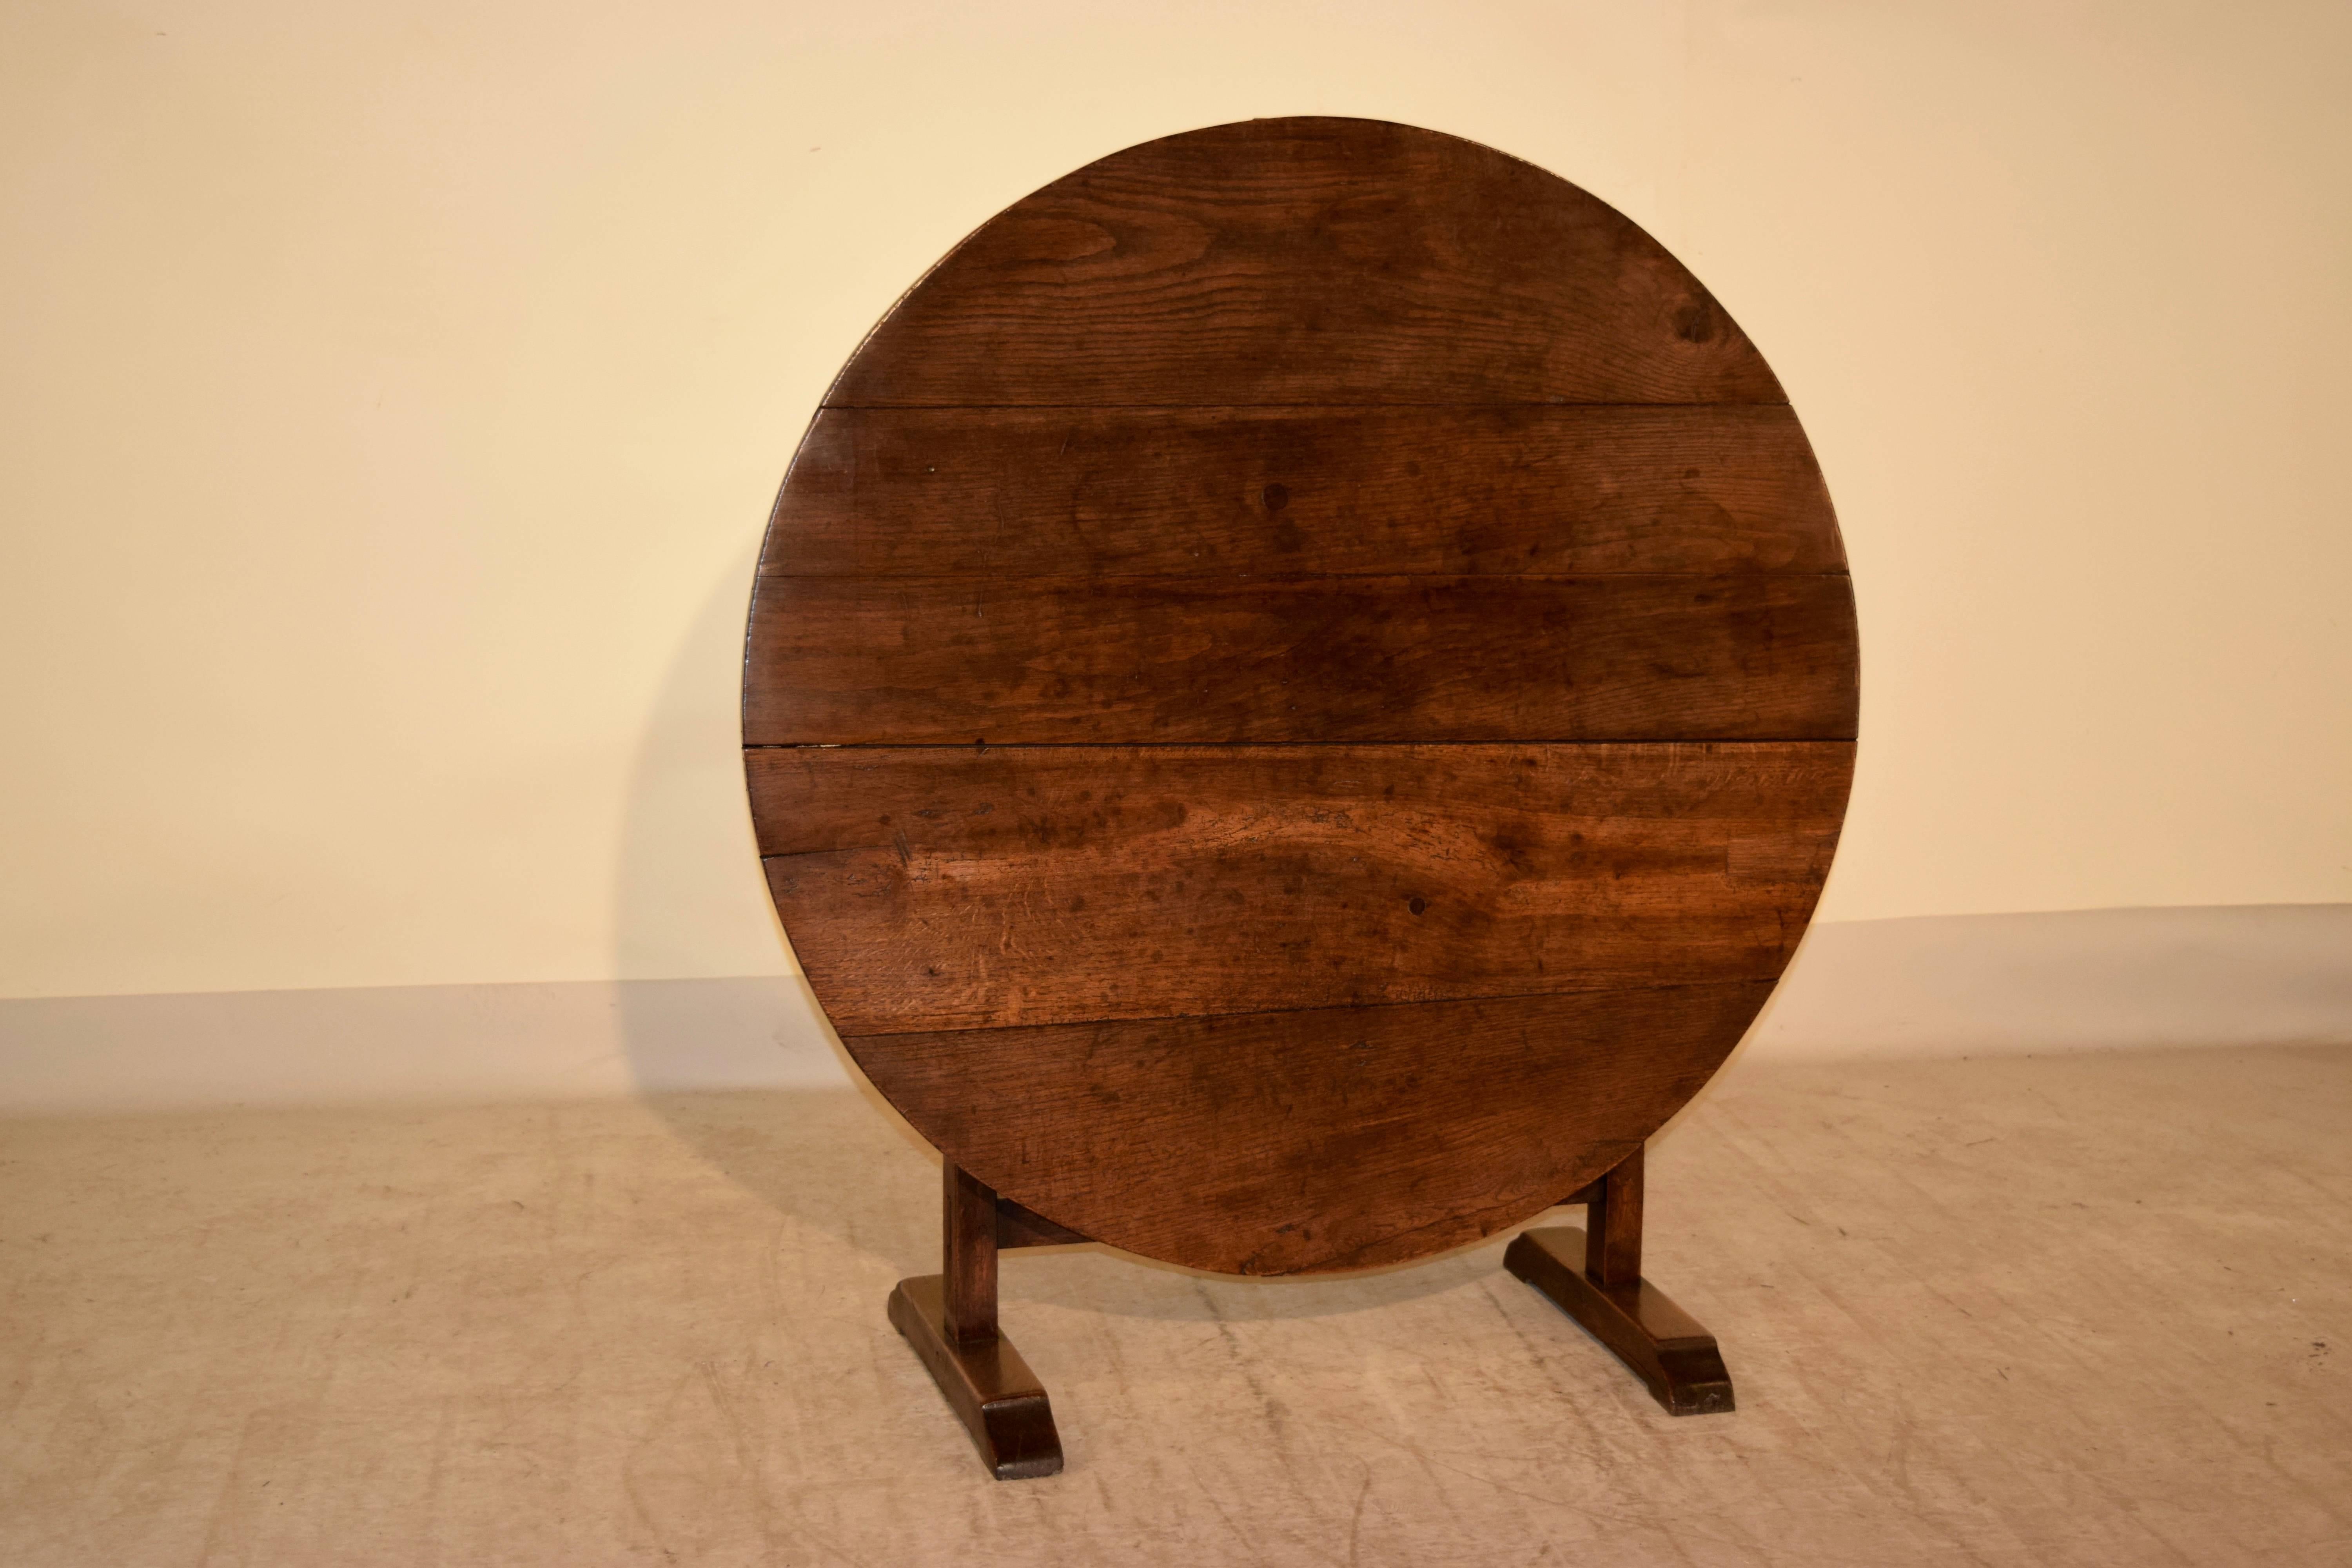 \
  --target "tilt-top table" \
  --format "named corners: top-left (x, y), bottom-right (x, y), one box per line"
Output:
top-left (742, 117), bottom-right (1858, 1478)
